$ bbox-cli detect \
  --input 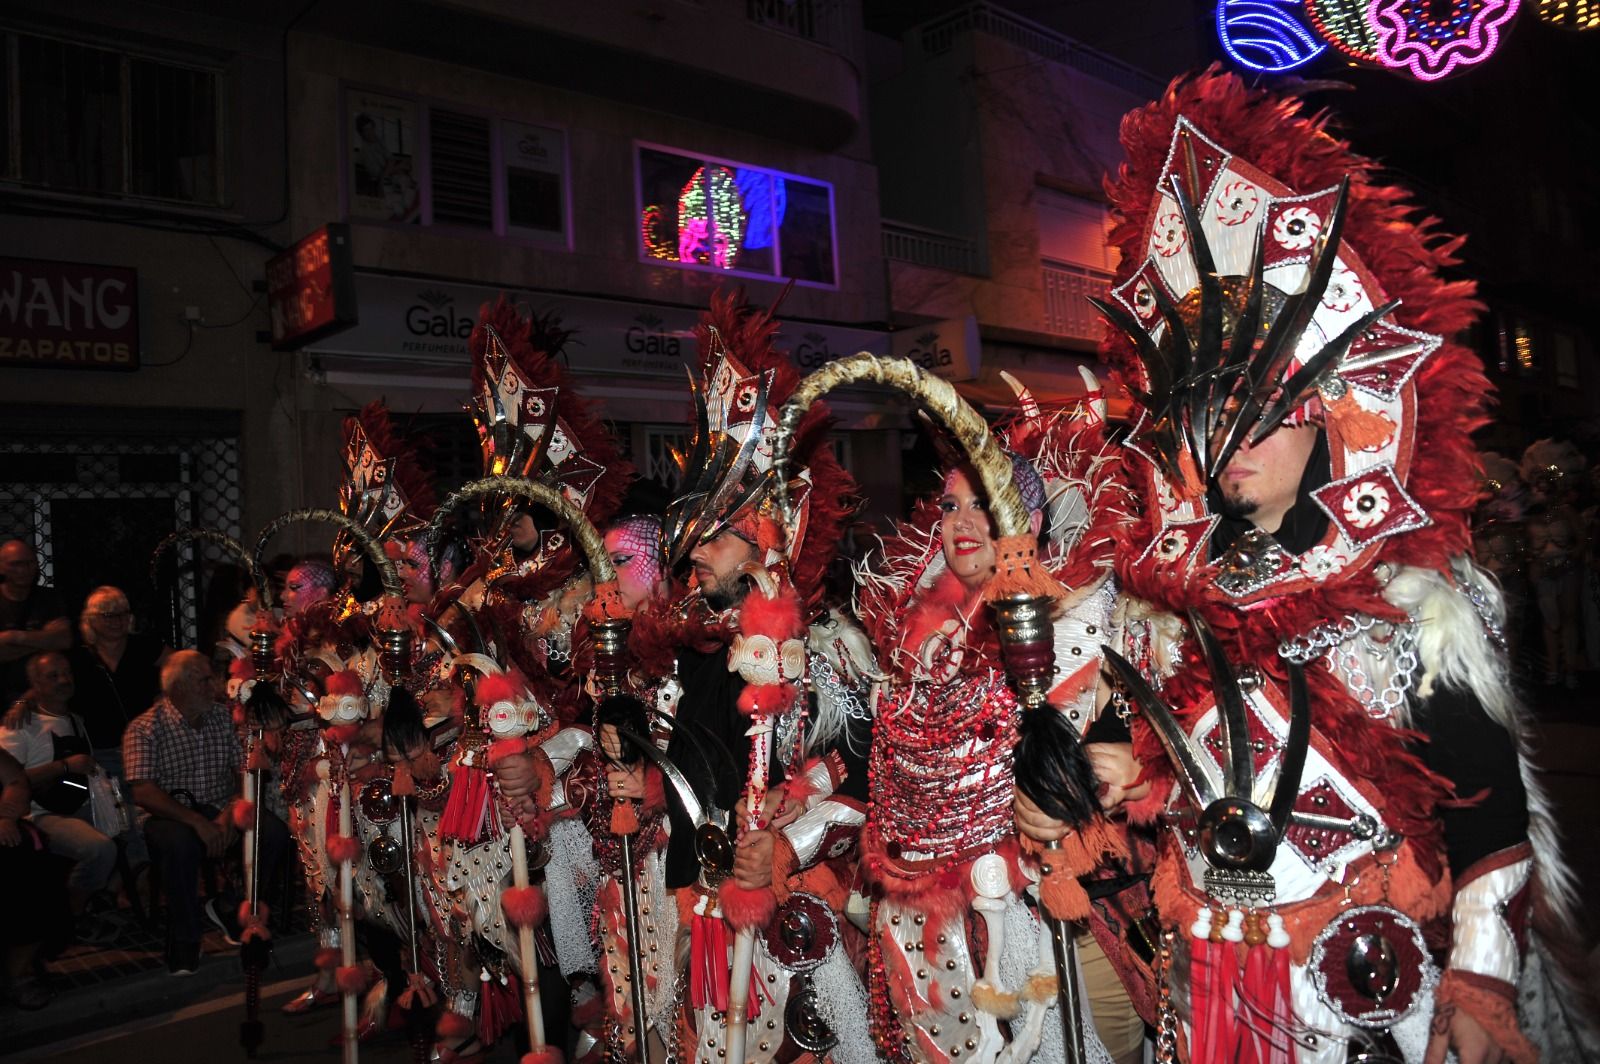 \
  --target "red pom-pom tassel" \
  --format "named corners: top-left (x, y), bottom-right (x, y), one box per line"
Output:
top-left (314, 947), bottom-right (341, 971)
top-left (500, 885), bottom-right (548, 928)
top-left (610, 798), bottom-right (639, 836)
top-left (523, 1049), bottom-right (565, 1064)
top-left (718, 882), bottom-right (777, 931)
top-left (326, 833), bottom-right (361, 865)
top-left (439, 761), bottom-right (495, 843)
top-left (238, 900), bottom-right (272, 942)
top-left (231, 800), bottom-right (256, 832)
top-left (436, 1009), bottom-right (474, 1040)
top-left (335, 964), bottom-right (368, 995)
